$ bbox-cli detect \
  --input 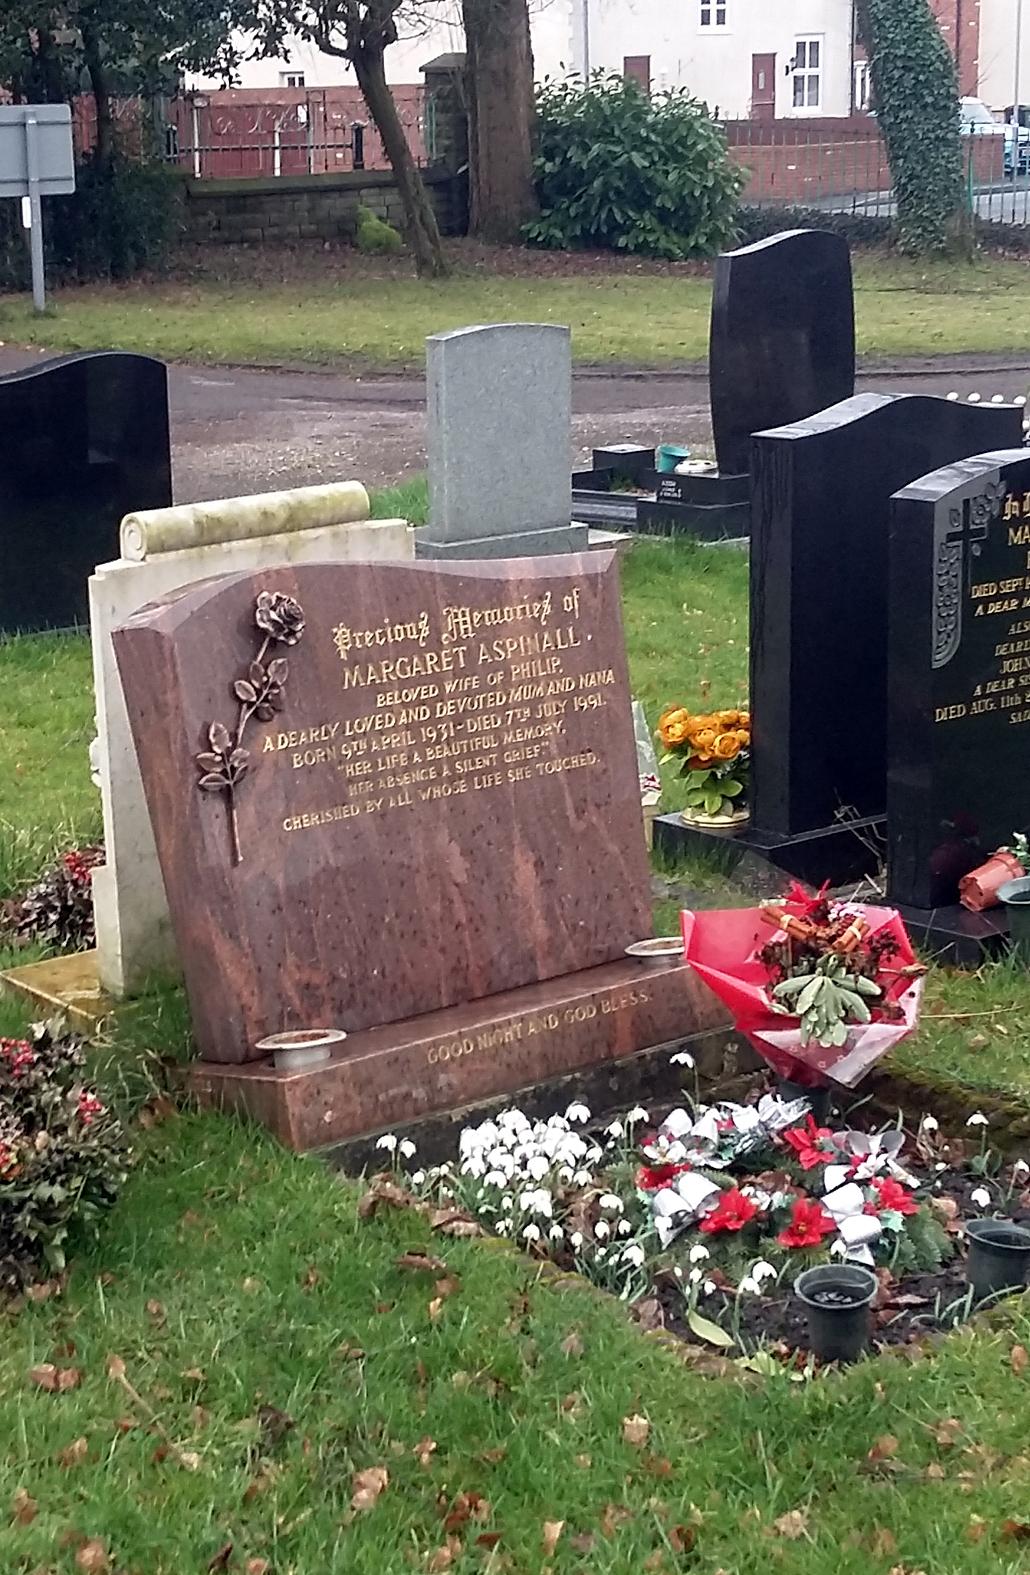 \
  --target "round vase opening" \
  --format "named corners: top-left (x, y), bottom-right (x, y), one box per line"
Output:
top-left (255, 1027), bottom-right (347, 1071)
top-left (680, 806), bottom-right (750, 830)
